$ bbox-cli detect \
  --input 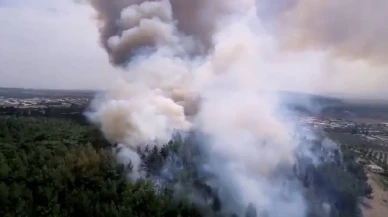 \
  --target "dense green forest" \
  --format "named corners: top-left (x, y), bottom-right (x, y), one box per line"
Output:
top-left (0, 116), bottom-right (200, 217)
top-left (0, 115), bottom-right (371, 217)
